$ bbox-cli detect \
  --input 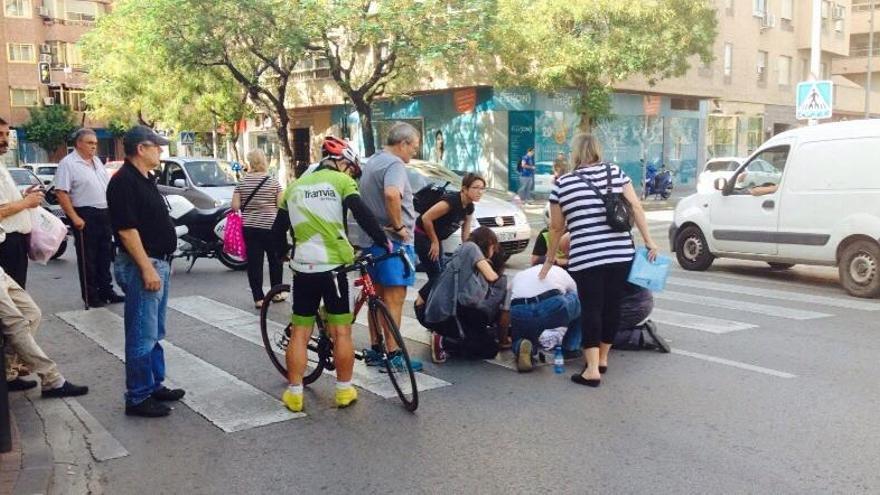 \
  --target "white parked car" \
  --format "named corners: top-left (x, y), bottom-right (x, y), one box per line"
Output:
top-left (7, 167), bottom-right (43, 195)
top-left (670, 120), bottom-right (880, 298)
top-left (350, 160), bottom-right (532, 257)
top-left (31, 163), bottom-right (58, 186)
top-left (697, 157), bottom-right (742, 193)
